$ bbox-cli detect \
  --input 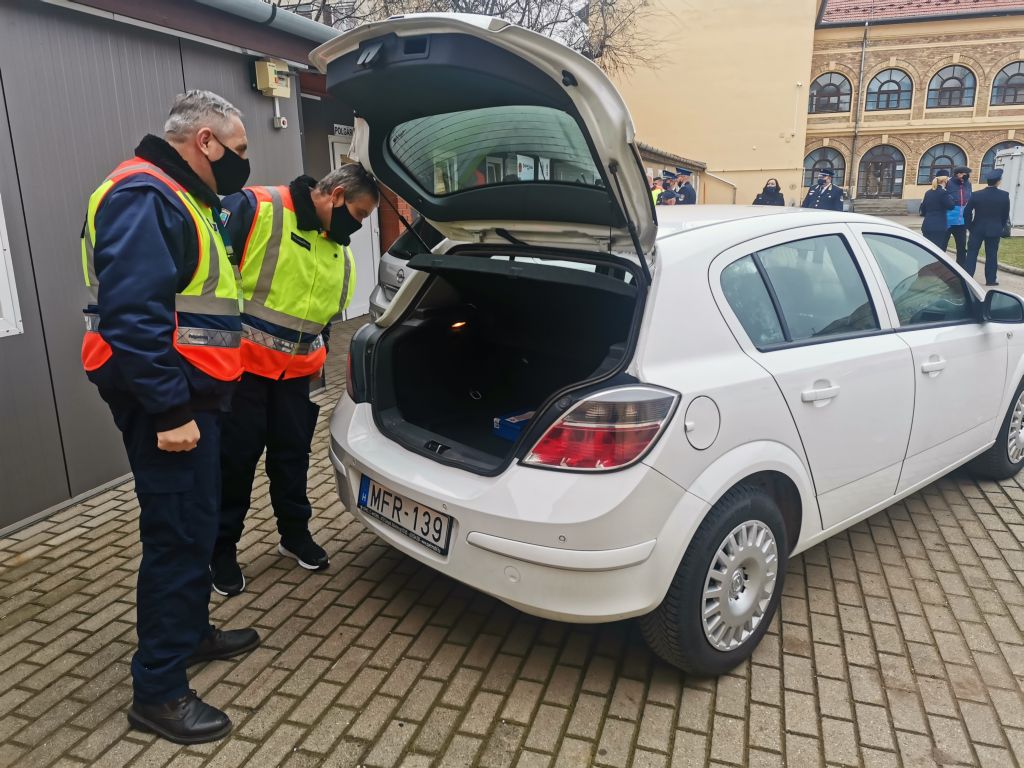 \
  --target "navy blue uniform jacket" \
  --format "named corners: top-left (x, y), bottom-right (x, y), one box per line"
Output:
top-left (802, 184), bottom-right (844, 211)
top-left (965, 187), bottom-right (1011, 238)
top-left (919, 188), bottom-right (955, 232)
top-left (86, 135), bottom-right (233, 431)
